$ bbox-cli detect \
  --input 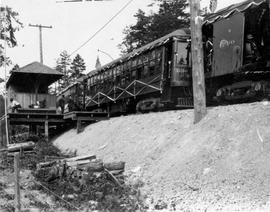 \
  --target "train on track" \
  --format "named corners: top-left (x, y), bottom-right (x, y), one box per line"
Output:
top-left (59, 0), bottom-right (270, 115)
